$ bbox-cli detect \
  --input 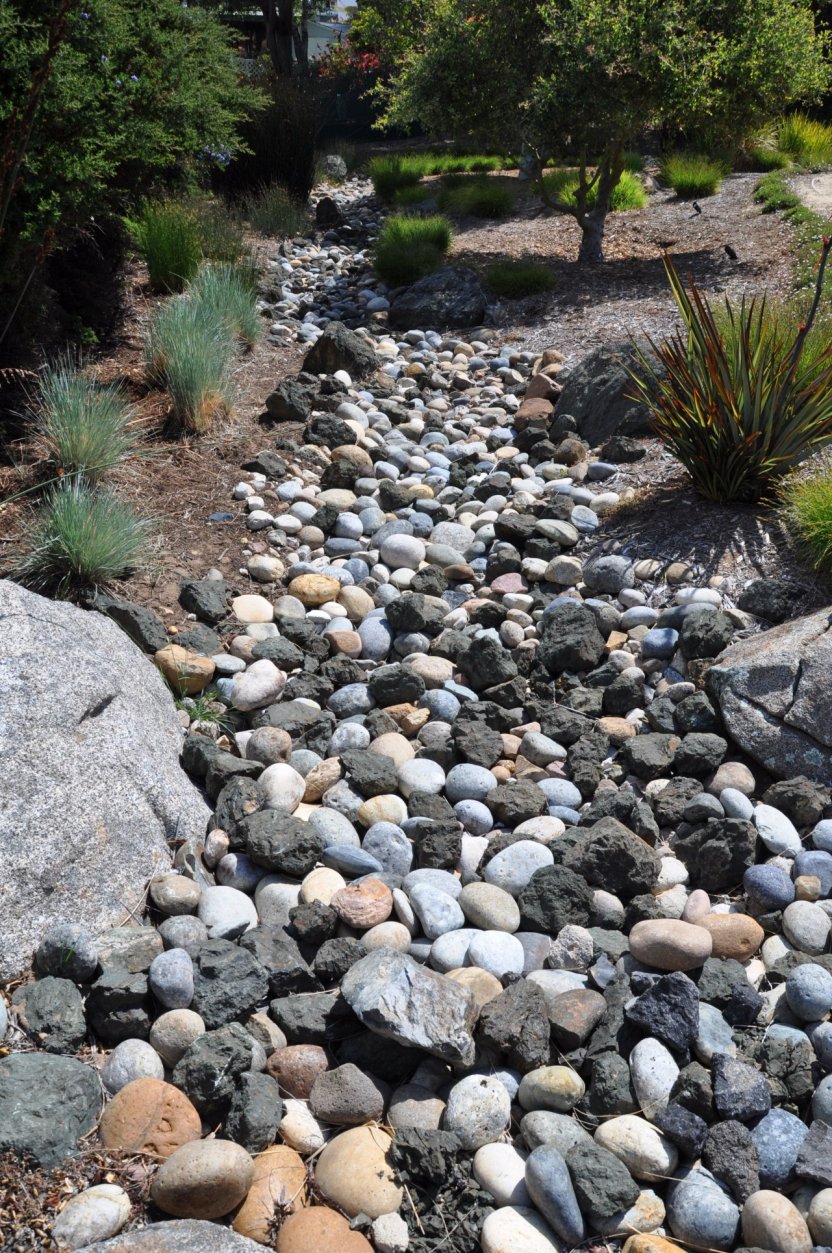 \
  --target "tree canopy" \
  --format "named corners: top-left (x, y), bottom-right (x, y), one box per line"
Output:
top-left (359, 0), bottom-right (830, 260)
